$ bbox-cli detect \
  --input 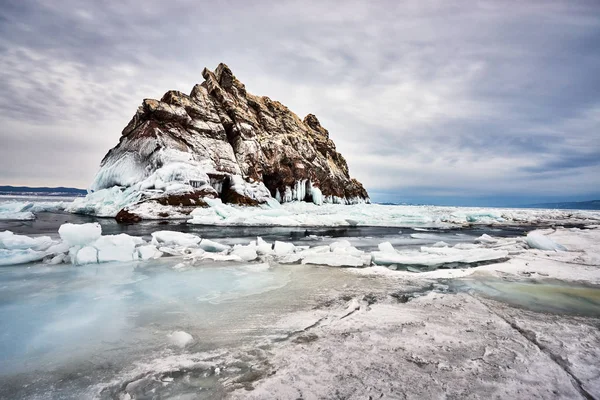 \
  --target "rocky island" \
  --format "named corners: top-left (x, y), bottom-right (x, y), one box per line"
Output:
top-left (87, 63), bottom-right (368, 221)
